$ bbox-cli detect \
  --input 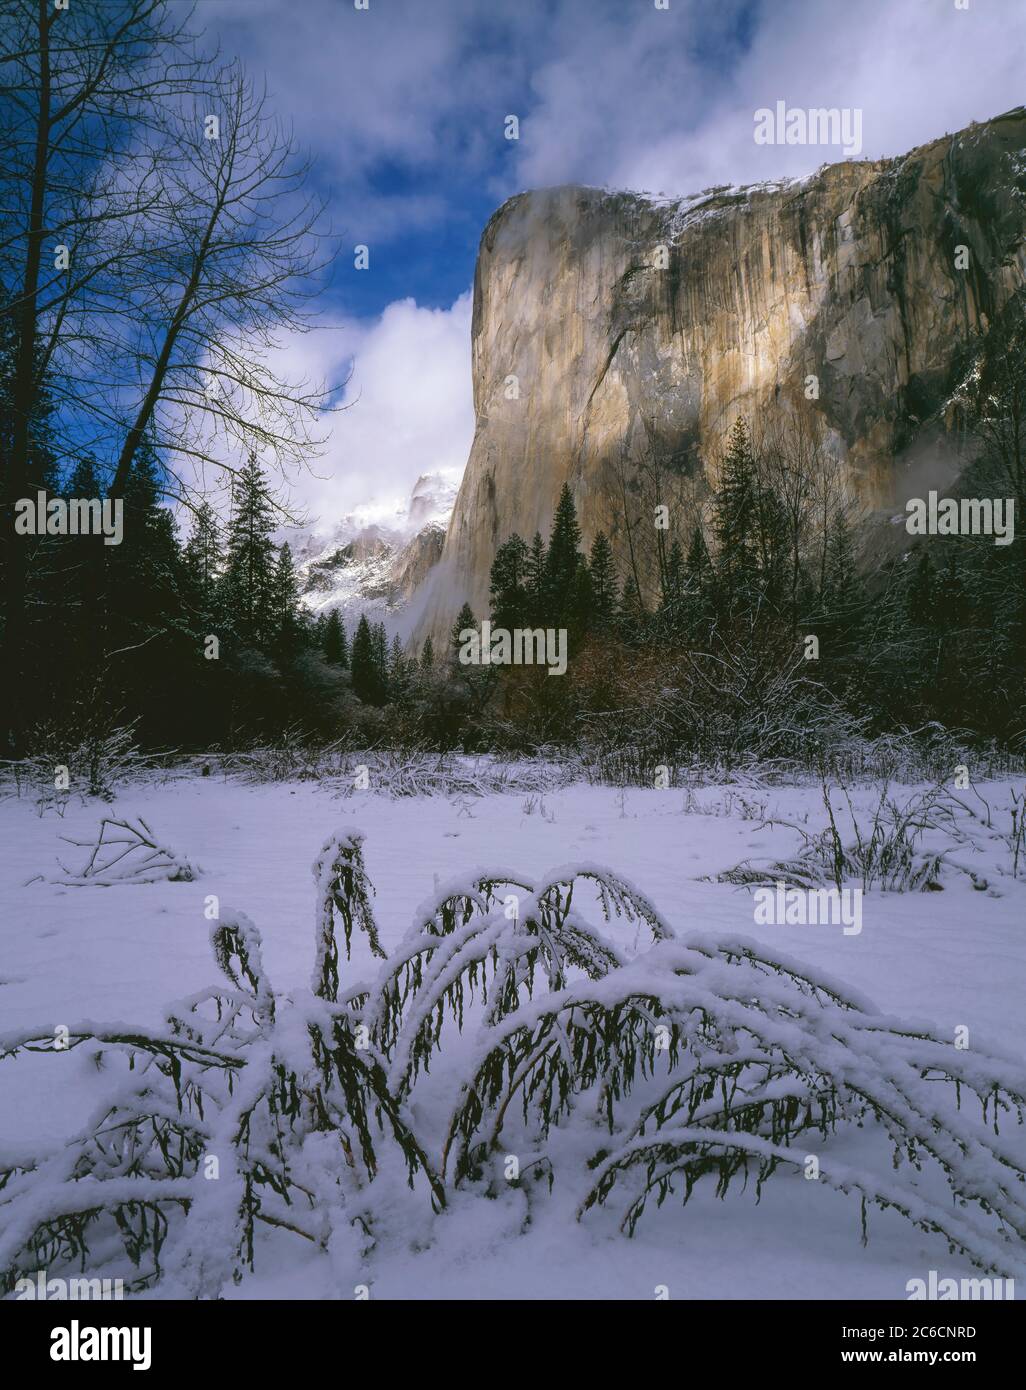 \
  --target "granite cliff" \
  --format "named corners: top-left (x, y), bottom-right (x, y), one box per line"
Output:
top-left (415, 107), bottom-right (1026, 649)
